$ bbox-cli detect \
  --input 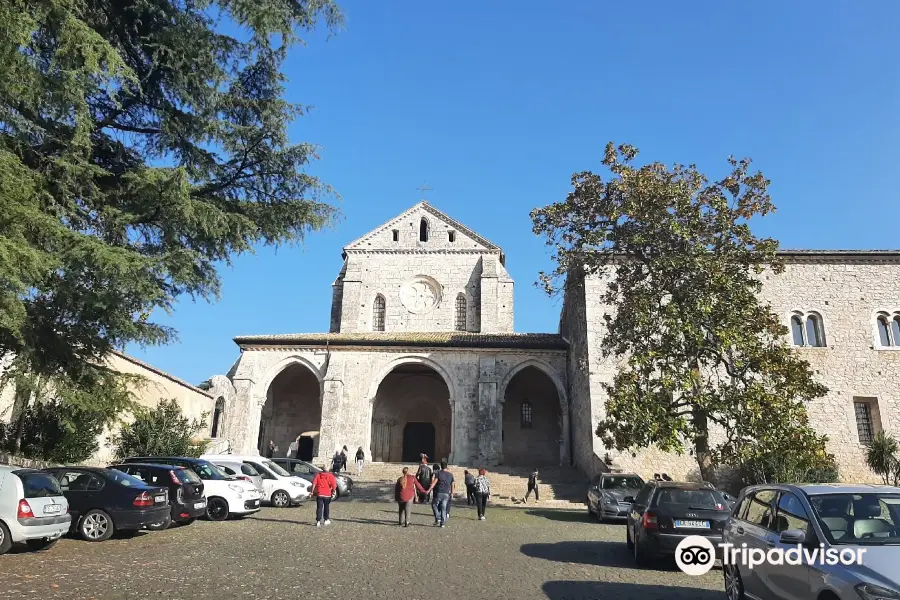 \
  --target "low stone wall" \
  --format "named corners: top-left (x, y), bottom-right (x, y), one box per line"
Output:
top-left (0, 452), bottom-right (58, 469)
